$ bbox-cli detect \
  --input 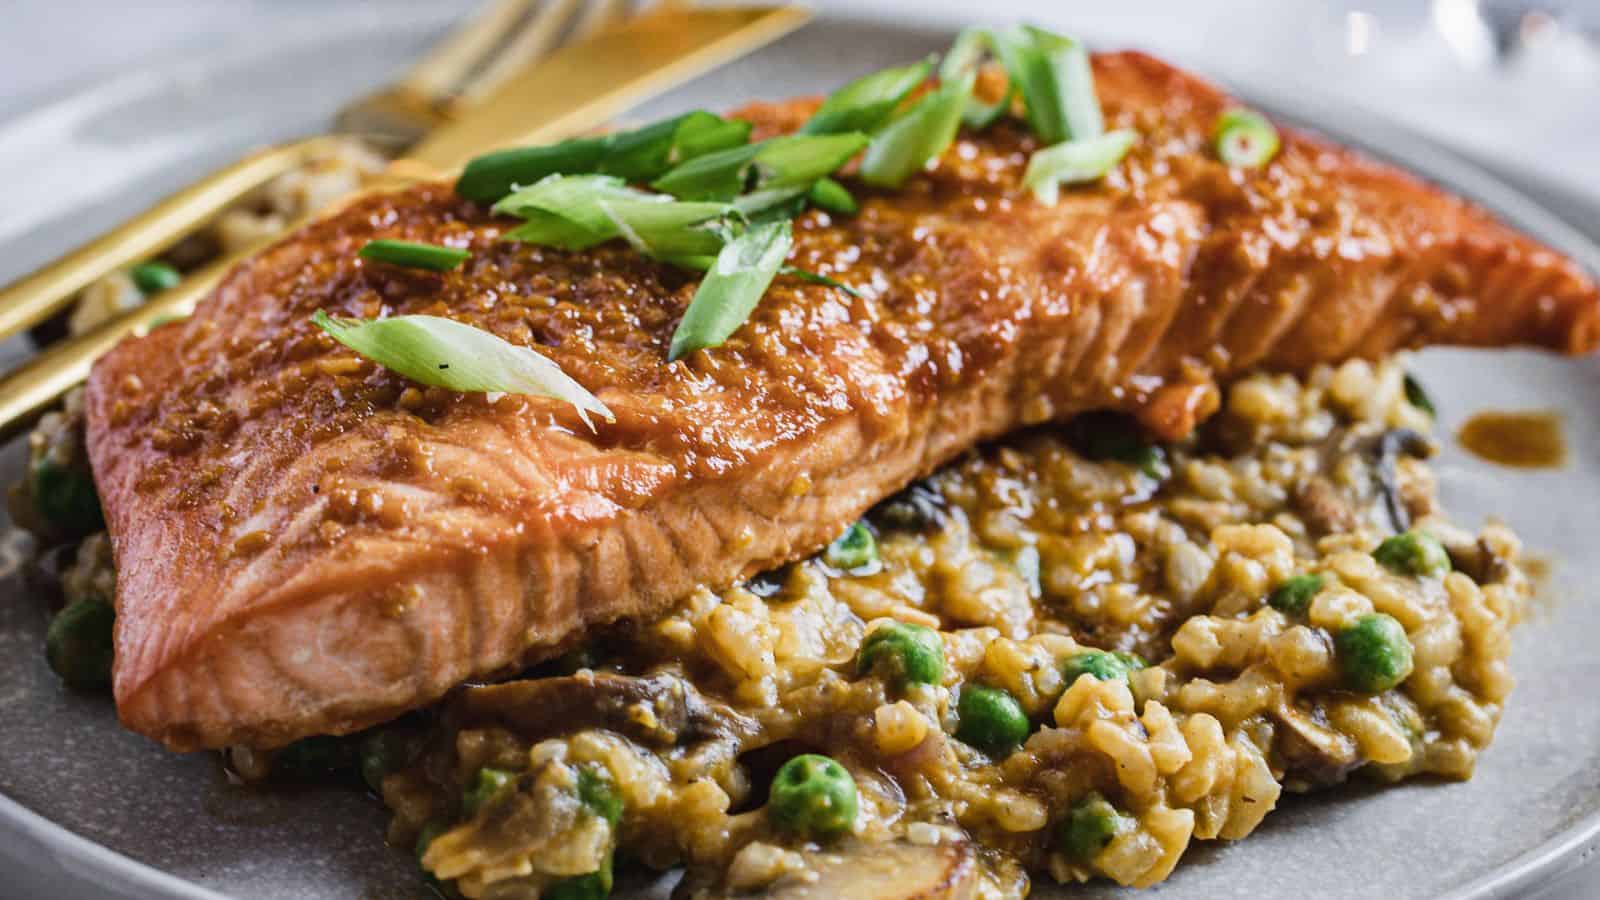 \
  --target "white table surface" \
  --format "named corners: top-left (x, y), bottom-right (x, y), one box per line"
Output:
top-left (0, 2), bottom-right (1596, 898)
